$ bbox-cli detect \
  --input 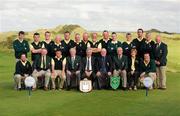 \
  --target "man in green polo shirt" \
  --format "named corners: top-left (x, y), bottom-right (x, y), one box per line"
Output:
top-left (107, 32), bottom-right (121, 58)
top-left (13, 31), bottom-right (30, 62)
